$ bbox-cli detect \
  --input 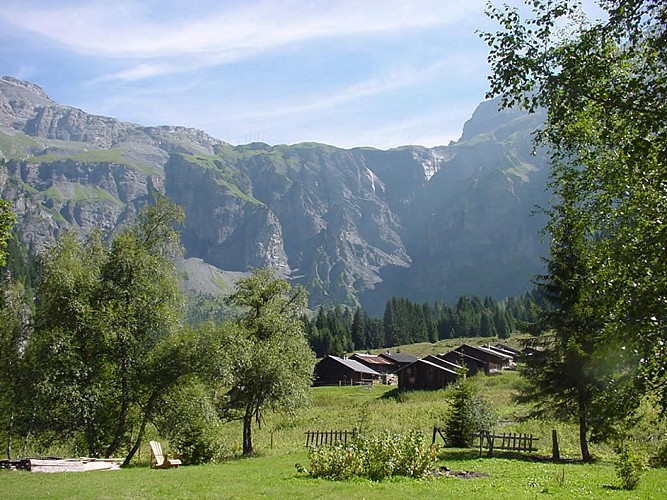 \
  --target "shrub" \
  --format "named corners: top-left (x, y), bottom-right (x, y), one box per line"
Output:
top-left (306, 430), bottom-right (437, 481)
top-left (615, 441), bottom-right (646, 490)
top-left (653, 441), bottom-right (667, 468)
top-left (444, 379), bottom-right (496, 447)
top-left (155, 379), bottom-right (224, 464)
